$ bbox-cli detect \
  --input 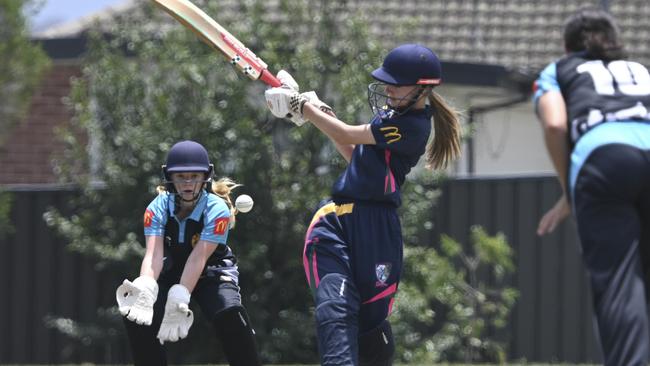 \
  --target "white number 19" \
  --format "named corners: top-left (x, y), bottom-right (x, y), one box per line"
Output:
top-left (577, 60), bottom-right (650, 96)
